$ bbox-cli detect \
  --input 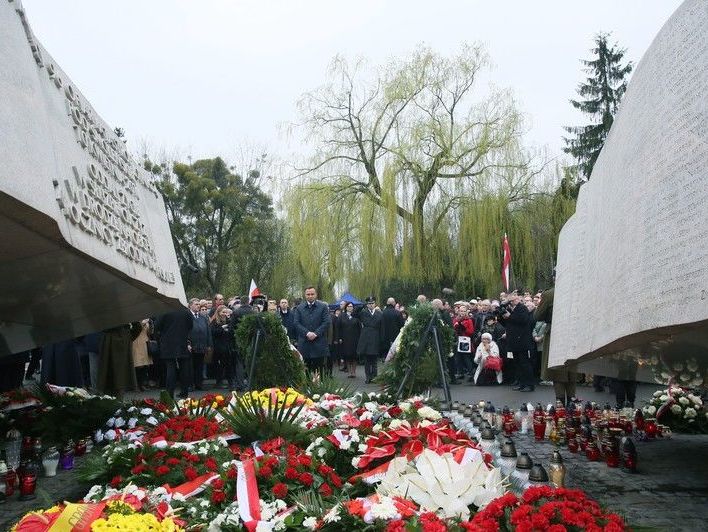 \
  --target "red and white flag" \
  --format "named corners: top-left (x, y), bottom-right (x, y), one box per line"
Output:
top-left (248, 279), bottom-right (261, 303)
top-left (502, 233), bottom-right (511, 291)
